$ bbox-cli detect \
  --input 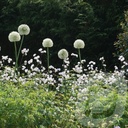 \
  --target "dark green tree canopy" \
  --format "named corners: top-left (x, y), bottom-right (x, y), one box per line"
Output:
top-left (0, 0), bottom-right (127, 70)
